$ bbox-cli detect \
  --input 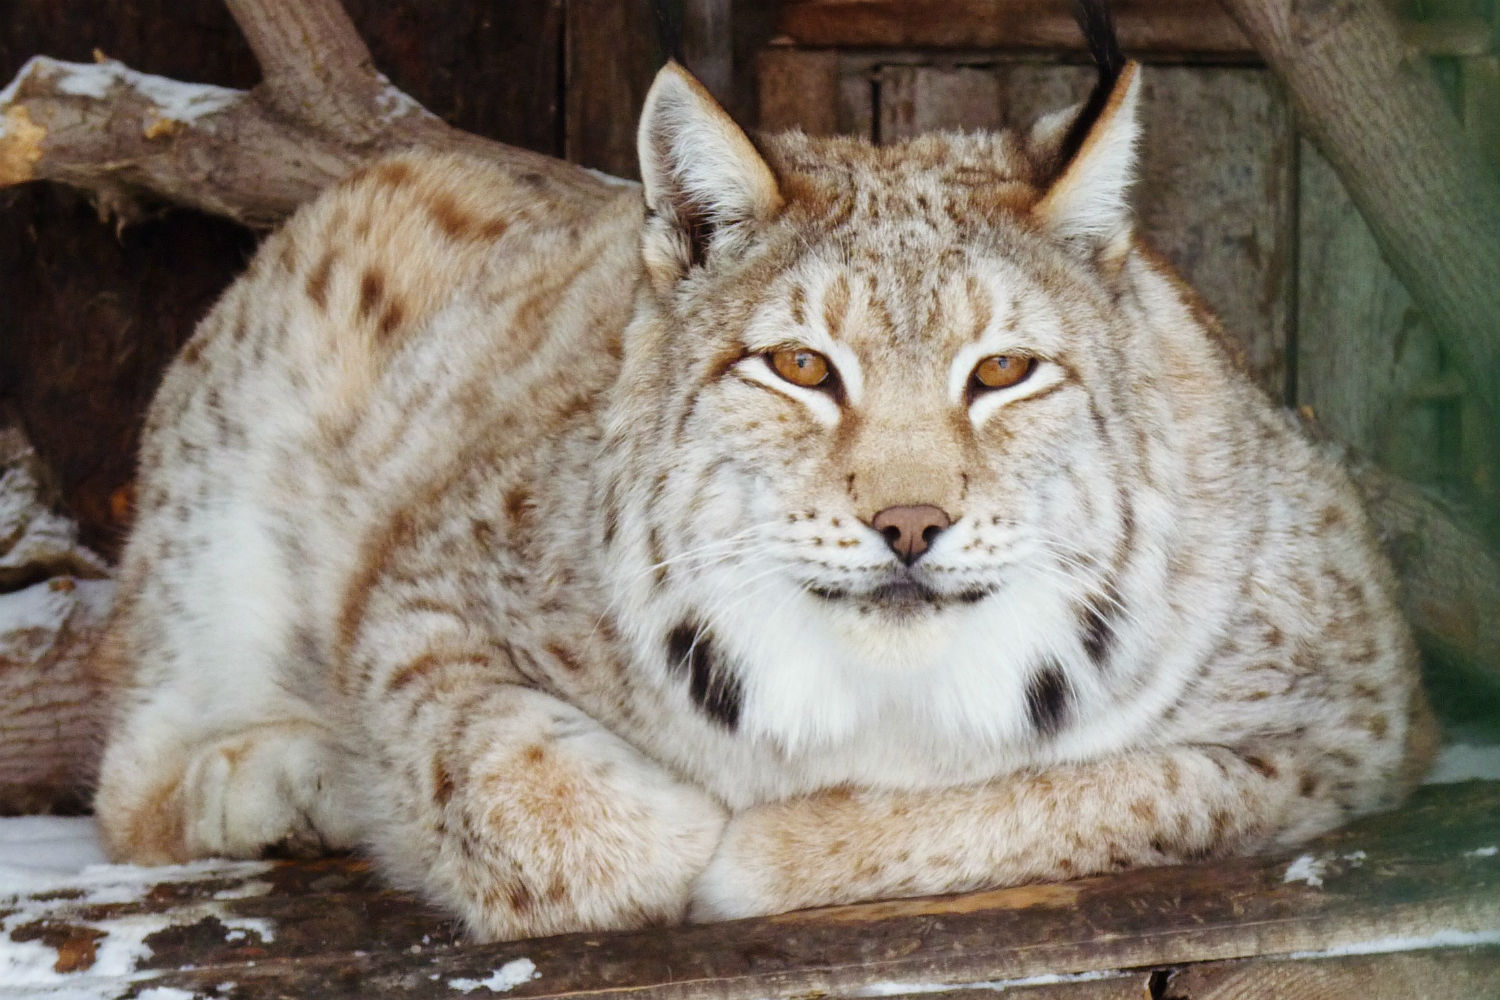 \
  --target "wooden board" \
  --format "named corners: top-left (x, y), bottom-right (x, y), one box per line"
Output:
top-left (1296, 143), bottom-right (1455, 485)
top-left (774, 0), bottom-right (1494, 60)
top-left (4, 781), bottom-right (1496, 998)
top-left (564, 0), bottom-right (663, 179)
top-left (776, 0), bottom-right (1256, 58)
